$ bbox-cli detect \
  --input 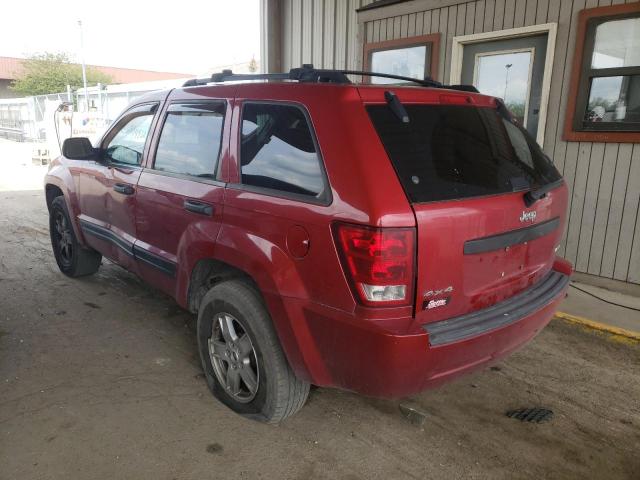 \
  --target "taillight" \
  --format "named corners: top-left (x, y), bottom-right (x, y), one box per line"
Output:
top-left (333, 222), bottom-right (415, 307)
